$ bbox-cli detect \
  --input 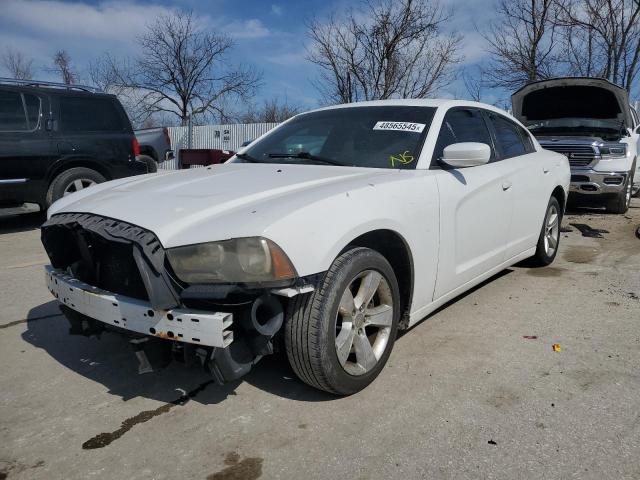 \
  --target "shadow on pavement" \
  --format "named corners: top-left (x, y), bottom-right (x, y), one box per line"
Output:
top-left (23, 268), bottom-right (516, 405)
top-left (0, 212), bottom-right (46, 235)
top-left (22, 301), bottom-right (334, 405)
